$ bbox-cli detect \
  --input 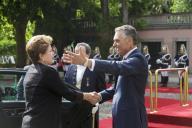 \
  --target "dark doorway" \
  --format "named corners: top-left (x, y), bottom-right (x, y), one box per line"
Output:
top-left (176, 41), bottom-right (187, 55)
top-left (141, 42), bottom-right (161, 70)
